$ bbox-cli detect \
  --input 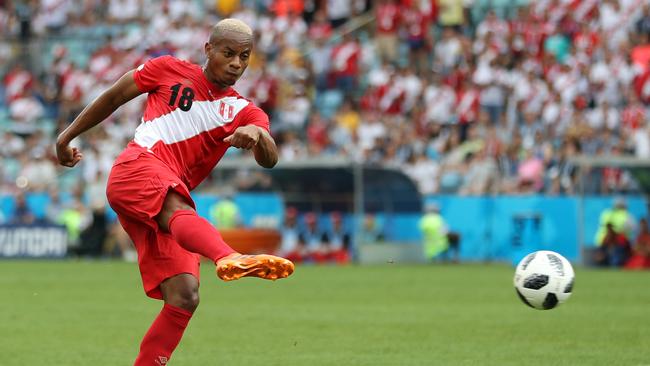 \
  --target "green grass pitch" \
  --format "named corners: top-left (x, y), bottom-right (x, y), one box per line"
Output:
top-left (0, 261), bottom-right (648, 365)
